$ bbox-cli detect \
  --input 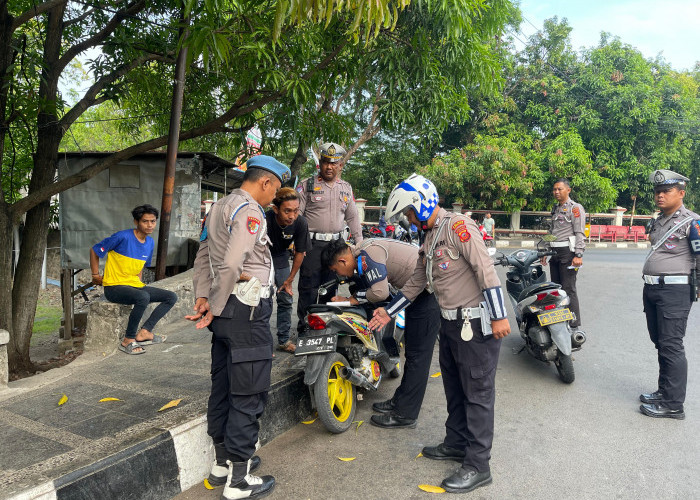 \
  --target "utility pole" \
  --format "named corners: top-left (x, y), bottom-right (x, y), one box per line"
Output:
top-left (156, 12), bottom-right (189, 280)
